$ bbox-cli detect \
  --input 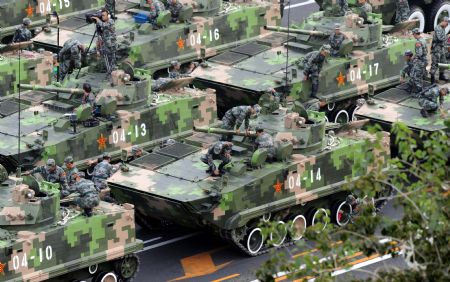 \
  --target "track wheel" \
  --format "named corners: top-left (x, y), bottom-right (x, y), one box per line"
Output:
top-left (115, 254), bottom-right (140, 281)
top-left (309, 208), bottom-right (329, 230)
top-left (92, 271), bottom-right (118, 282)
top-left (408, 5), bottom-right (426, 32)
top-left (290, 215), bottom-right (307, 241)
top-left (428, 1), bottom-right (450, 33)
top-left (245, 227), bottom-right (264, 255)
top-left (333, 109), bottom-right (349, 124)
top-left (269, 221), bottom-right (287, 247)
top-left (331, 201), bottom-right (352, 226)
